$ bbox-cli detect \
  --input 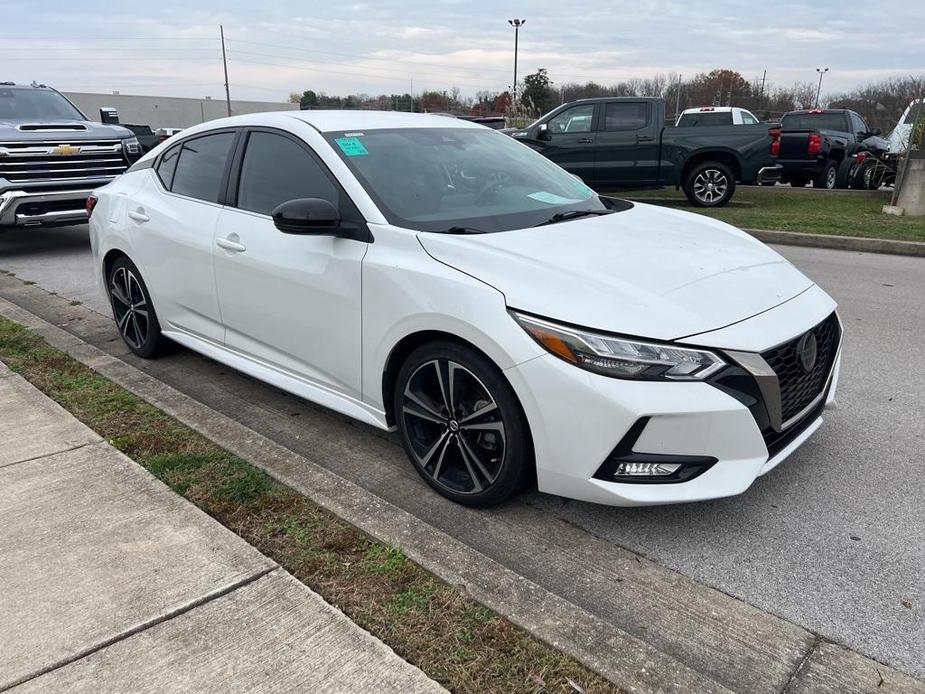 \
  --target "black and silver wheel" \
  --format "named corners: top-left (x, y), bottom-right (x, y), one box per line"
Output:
top-left (683, 161), bottom-right (736, 207)
top-left (394, 341), bottom-right (531, 507)
top-left (108, 256), bottom-right (163, 358)
top-left (813, 159), bottom-right (838, 189)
